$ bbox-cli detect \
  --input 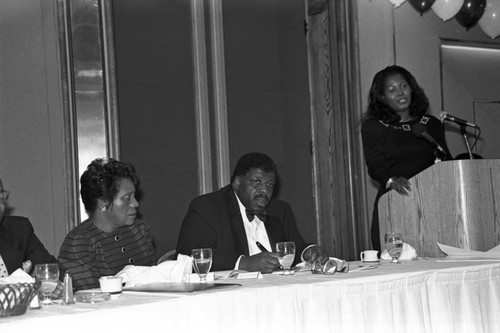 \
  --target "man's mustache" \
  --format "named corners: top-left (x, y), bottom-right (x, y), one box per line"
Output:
top-left (254, 194), bottom-right (269, 201)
